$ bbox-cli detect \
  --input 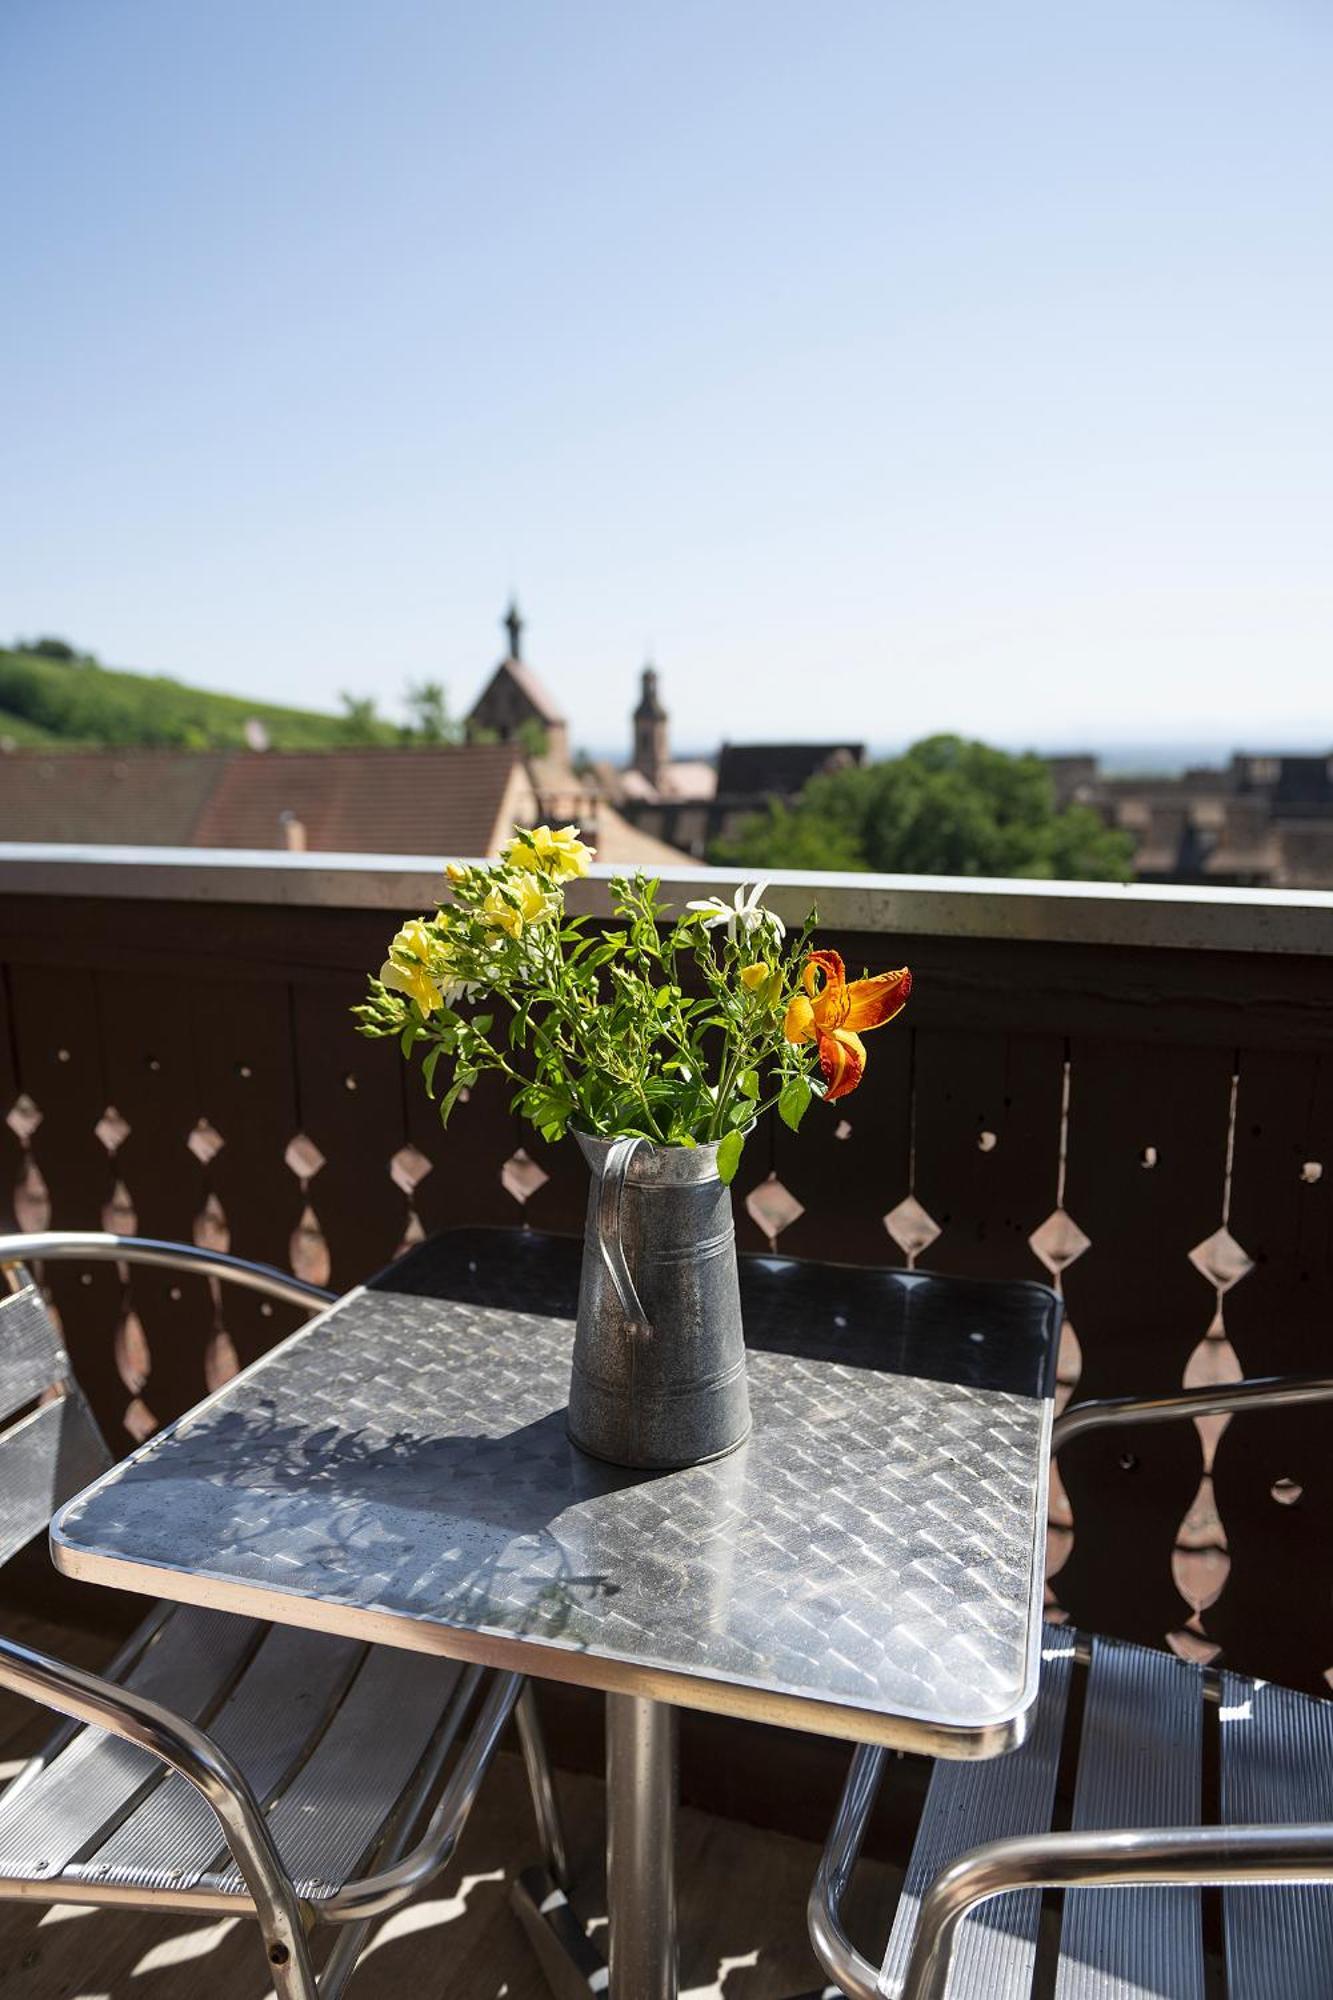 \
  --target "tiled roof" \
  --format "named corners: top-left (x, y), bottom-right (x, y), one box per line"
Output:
top-left (191, 745), bottom-right (528, 853)
top-left (0, 745), bottom-right (696, 868)
top-left (0, 745), bottom-right (530, 856)
top-left (0, 751), bottom-right (230, 844)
